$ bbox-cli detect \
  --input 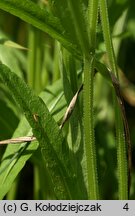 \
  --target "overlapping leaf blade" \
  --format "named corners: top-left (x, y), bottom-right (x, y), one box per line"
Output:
top-left (0, 79), bottom-right (67, 199)
top-left (0, 62), bottom-right (76, 199)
